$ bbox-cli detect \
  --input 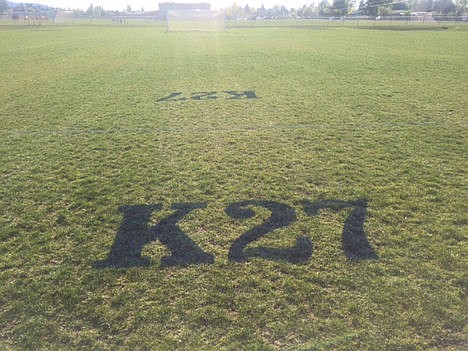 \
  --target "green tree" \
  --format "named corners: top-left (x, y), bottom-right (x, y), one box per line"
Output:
top-left (94, 5), bottom-right (104, 16)
top-left (360, 0), bottom-right (393, 16)
top-left (331, 0), bottom-right (351, 16)
top-left (412, 0), bottom-right (434, 11)
top-left (433, 0), bottom-right (456, 12)
top-left (0, 0), bottom-right (9, 12)
top-left (280, 5), bottom-right (289, 17)
top-left (318, 0), bottom-right (330, 16)
top-left (86, 4), bottom-right (93, 16)
top-left (257, 4), bottom-right (266, 17)
top-left (358, 0), bottom-right (367, 14)
top-left (392, 2), bottom-right (409, 11)
top-left (378, 6), bottom-right (392, 15)
top-left (243, 4), bottom-right (252, 18)
top-left (226, 2), bottom-right (240, 19)
top-left (454, 0), bottom-right (467, 14)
